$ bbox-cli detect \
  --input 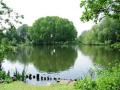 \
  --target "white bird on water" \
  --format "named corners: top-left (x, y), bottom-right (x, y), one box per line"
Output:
top-left (51, 49), bottom-right (56, 55)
